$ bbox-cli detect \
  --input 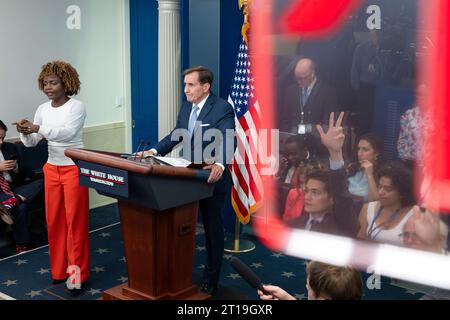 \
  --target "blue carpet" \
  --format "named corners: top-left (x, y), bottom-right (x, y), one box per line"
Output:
top-left (0, 204), bottom-right (425, 300)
